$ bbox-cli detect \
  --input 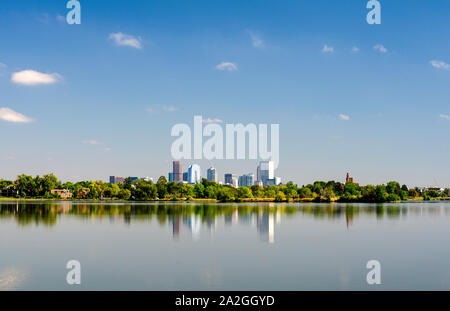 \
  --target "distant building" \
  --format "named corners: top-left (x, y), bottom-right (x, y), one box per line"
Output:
top-left (187, 164), bottom-right (201, 184)
top-left (232, 177), bottom-right (239, 188)
top-left (110, 176), bottom-right (126, 184)
top-left (207, 167), bottom-right (217, 182)
top-left (239, 173), bottom-right (254, 187)
top-left (168, 172), bottom-right (174, 182)
top-left (183, 172), bottom-right (188, 182)
top-left (258, 161), bottom-right (275, 187)
top-left (129, 177), bottom-right (139, 181)
top-left (51, 189), bottom-right (73, 199)
top-left (224, 173), bottom-right (236, 185)
top-left (254, 180), bottom-right (263, 187)
top-left (141, 177), bottom-right (153, 182)
top-left (345, 172), bottom-right (354, 184)
top-left (173, 161), bottom-right (182, 183)
top-left (274, 177), bottom-right (282, 186)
